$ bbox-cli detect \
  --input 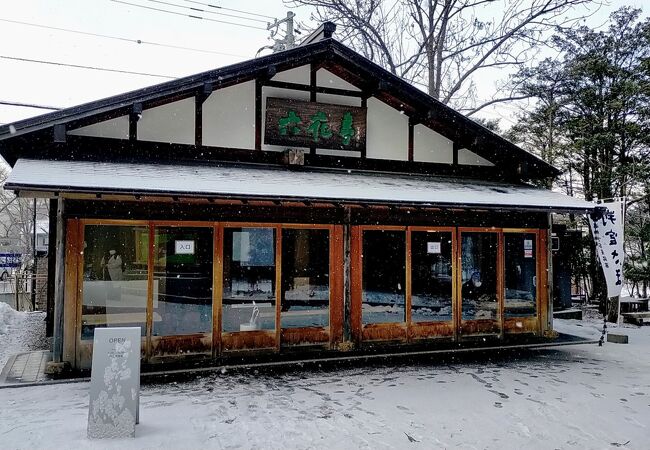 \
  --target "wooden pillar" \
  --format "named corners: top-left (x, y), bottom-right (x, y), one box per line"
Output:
top-left (255, 79), bottom-right (263, 150)
top-left (309, 63), bottom-right (318, 156)
top-left (129, 103), bottom-right (143, 141)
top-left (407, 118), bottom-right (415, 162)
top-left (342, 206), bottom-right (352, 343)
top-left (51, 198), bottom-right (66, 363)
top-left (46, 199), bottom-right (57, 337)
